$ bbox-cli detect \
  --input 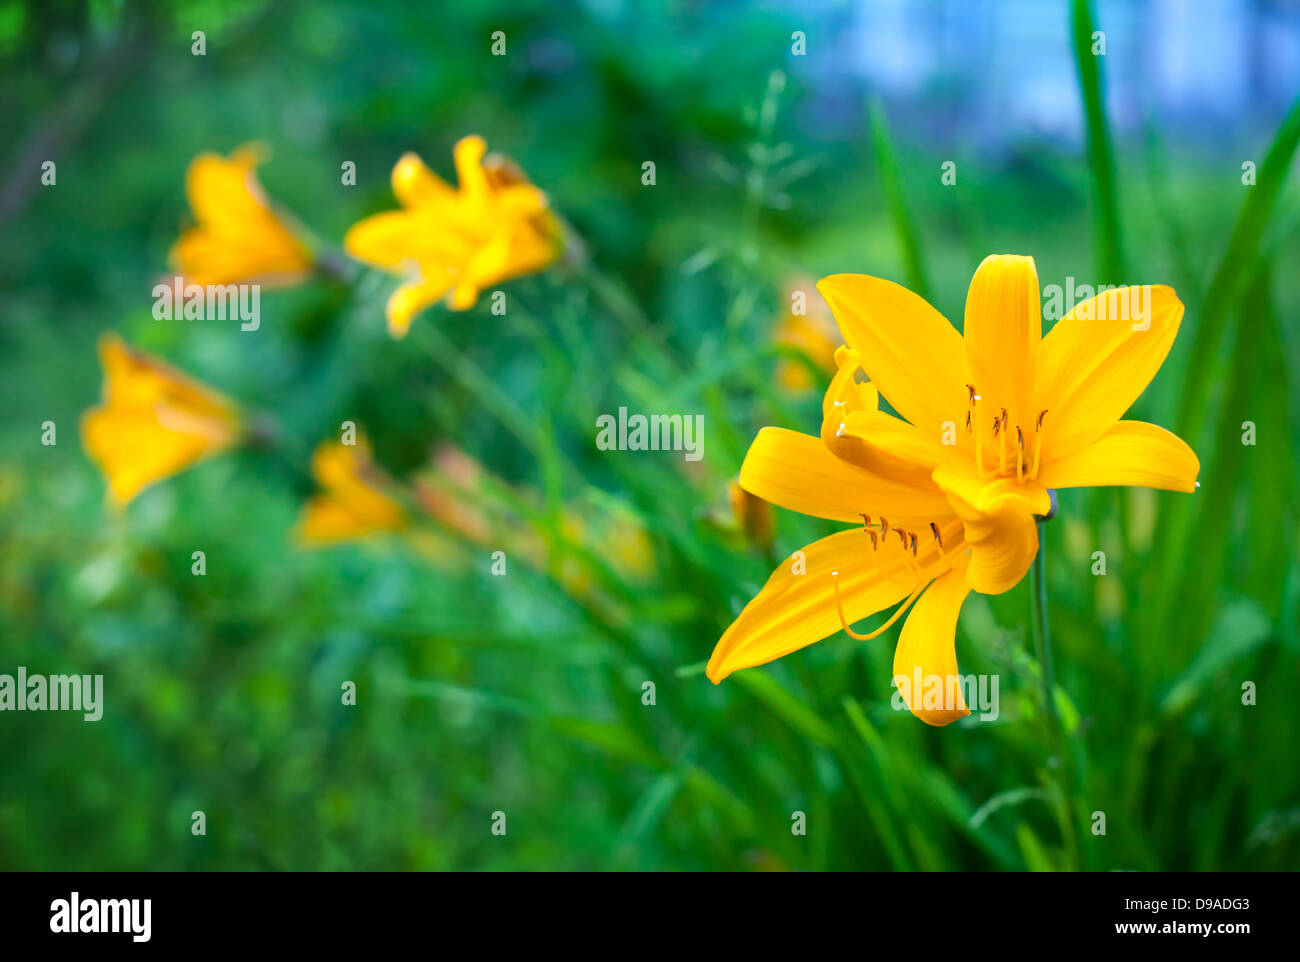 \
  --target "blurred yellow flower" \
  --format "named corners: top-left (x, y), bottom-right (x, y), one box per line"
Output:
top-left (728, 479), bottom-right (774, 547)
top-left (82, 333), bottom-right (242, 505)
top-left (344, 135), bottom-right (561, 337)
top-left (170, 144), bottom-right (314, 287)
top-left (295, 437), bottom-right (407, 546)
top-left (774, 278), bottom-right (841, 392)
top-left (710, 255), bottom-right (1199, 725)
